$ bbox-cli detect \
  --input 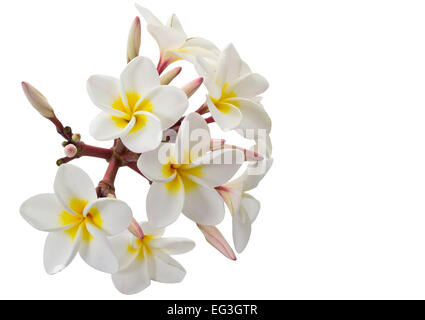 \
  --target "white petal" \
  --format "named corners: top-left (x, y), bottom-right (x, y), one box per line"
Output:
top-left (227, 98), bottom-right (271, 133)
top-left (147, 24), bottom-right (186, 52)
top-left (175, 112), bottom-right (211, 164)
top-left (227, 73), bottom-right (269, 98)
top-left (232, 214), bottom-right (251, 254)
top-left (148, 250), bottom-right (186, 283)
top-left (112, 257), bottom-right (151, 295)
top-left (146, 177), bottom-right (185, 228)
top-left (243, 158), bottom-right (274, 191)
top-left (86, 75), bottom-right (126, 117)
top-left (217, 179), bottom-right (243, 216)
top-left (183, 37), bottom-right (220, 55)
top-left (176, 47), bottom-right (219, 64)
top-left (195, 57), bottom-right (220, 99)
top-left (79, 223), bottom-right (119, 273)
top-left (90, 112), bottom-right (135, 141)
top-left (120, 57), bottom-right (160, 98)
top-left (110, 231), bottom-right (138, 271)
top-left (149, 238), bottom-right (195, 255)
top-left (84, 198), bottom-right (133, 236)
top-left (135, 4), bottom-right (163, 26)
top-left (145, 85), bottom-right (188, 129)
top-left (120, 112), bottom-right (162, 153)
top-left (140, 221), bottom-right (165, 237)
top-left (241, 193), bottom-right (261, 223)
top-left (190, 149), bottom-right (244, 187)
top-left (182, 181), bottom-right (225, 225)
top-left (43, 228), bottom-right (81, 275)
top-left (206, 95), bottom-right (242, 131)
top-left (137, 144), bottom-right (177, 182)
top-left (166, 14), bottom-right (186, 36)
top-left (20, 193), bottom-right (71, 231)
top-left (216, 44), bottom-right (242, 87)
top-left (54, 164), bottom-right (97, 214)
